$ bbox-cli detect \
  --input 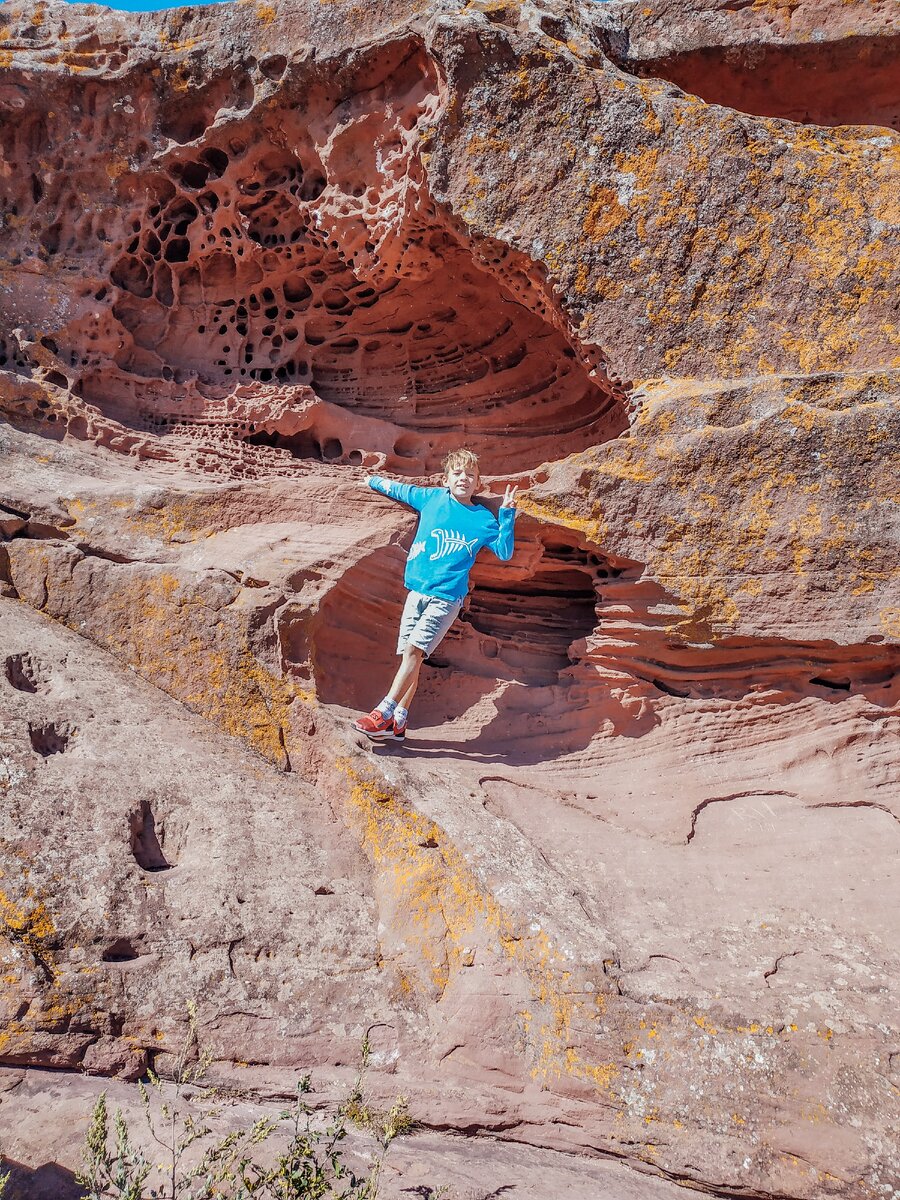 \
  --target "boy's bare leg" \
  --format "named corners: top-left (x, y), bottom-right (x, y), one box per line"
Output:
top-left (387, 645), bottom-right (425, 705)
